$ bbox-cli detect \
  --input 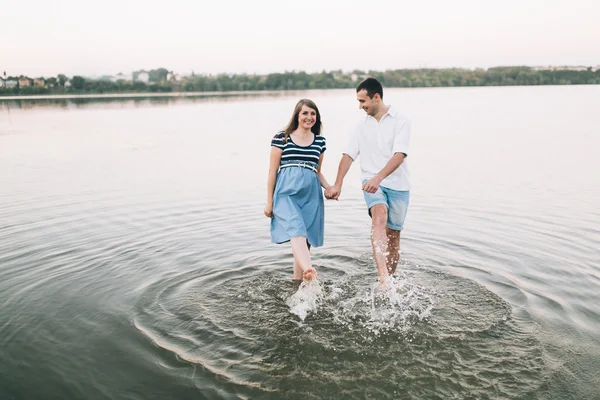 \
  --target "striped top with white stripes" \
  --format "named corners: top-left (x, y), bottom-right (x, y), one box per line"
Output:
top-left (271, 131), bottom-right (327, 169)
